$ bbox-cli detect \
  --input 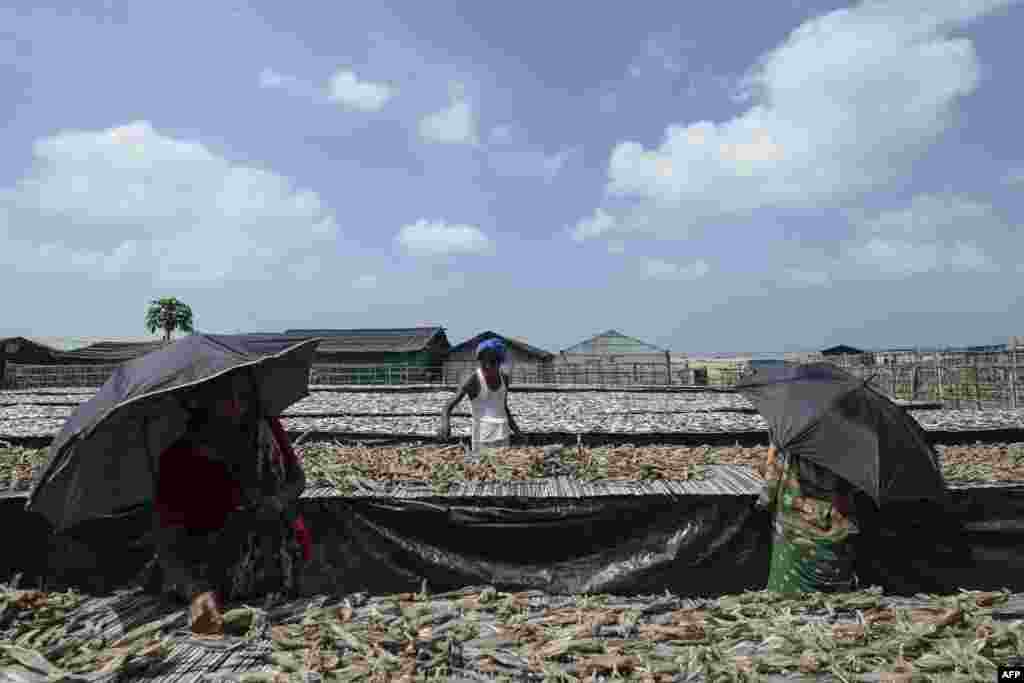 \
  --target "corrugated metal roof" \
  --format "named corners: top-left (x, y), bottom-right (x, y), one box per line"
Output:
top-left (56, 340), bottom-right (167, 362)
top-left (821, 344), bottom-right (866, 355)
top-left (449, 330), bottom-right (554, 359)
top-left (284, 328), bottom-right (448, 354)
top-left (1, 335), bottom-right (167, 354)
top-left (561, 330), bottom-right (667, 355)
